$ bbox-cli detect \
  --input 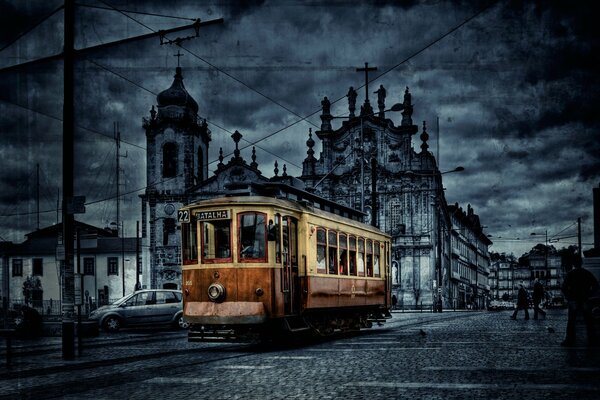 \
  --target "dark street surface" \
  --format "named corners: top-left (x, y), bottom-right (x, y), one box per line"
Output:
top-left (1, 309), bottom-right (599, 399)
